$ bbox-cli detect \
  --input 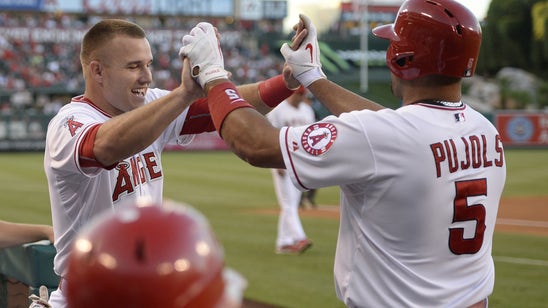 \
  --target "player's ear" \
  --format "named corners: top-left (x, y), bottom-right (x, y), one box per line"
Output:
top-left (89, 60), bottom-right (104, 82)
